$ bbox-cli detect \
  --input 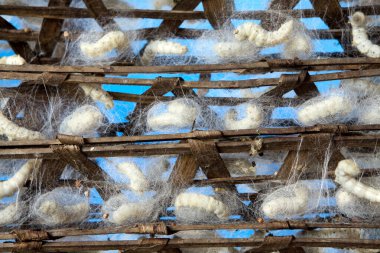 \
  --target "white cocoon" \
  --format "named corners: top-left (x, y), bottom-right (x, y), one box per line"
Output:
top-left (0, 112), bottom-right (45, 141)
top-left (234, 20), bottom-right (294, 47)
top-left (141, 40), bottom-right (188, 65)
top-left (0, 54), bottom-right (26, 65)
top-left (147, 99), bottom-right (199, 131)
top-left (0, 159), bottom-right (41, 199)
top-left (80, 31), bottom-right (127, 58)
top-left (175, 192), bottom-right (230, 220)
top-left (261, 183), bottom-right (310, 219)
top-left (79, 83), bottom-right (114, 109)
top-left (214, 41), bottom-right (258, 59)
top-left (335, 159), bottom-right (380, 202)
top-left (224, 102), bottom-right (264, 130)
top-left (117, 162), bottom-right (149, 193)
top-left (33, 187), bottom-right (89, 226)
top-left (351, 12), bottom-right (380, 58)
top-left (0, 203), bottom-right (24, 225)
top-left (59, 105), bottom-right (104, 136)
top-left (297, 93), bottom-right (354, 126)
